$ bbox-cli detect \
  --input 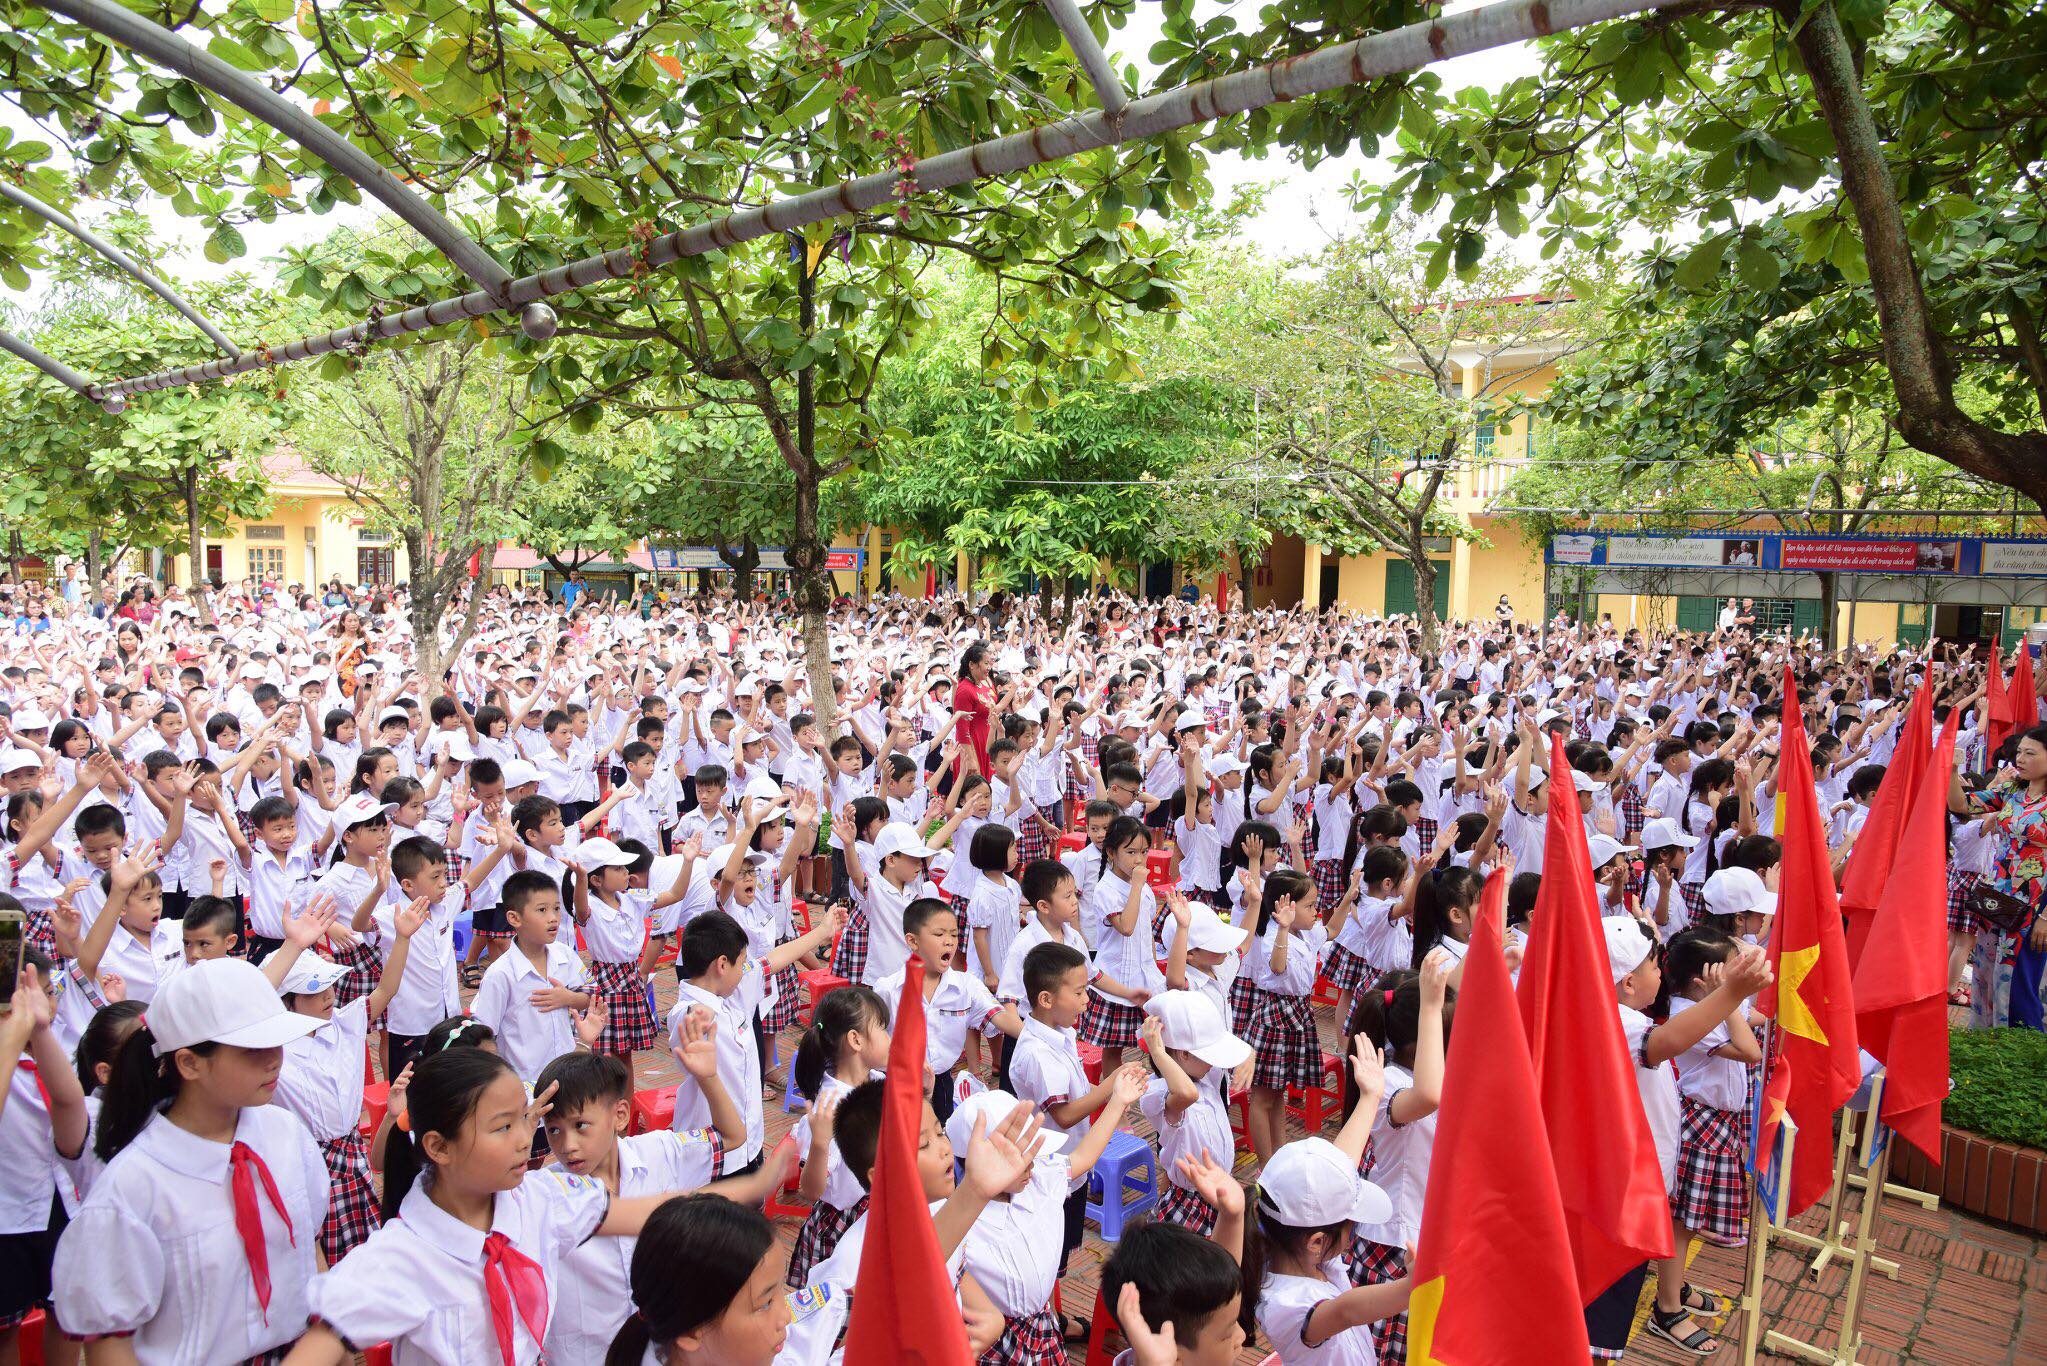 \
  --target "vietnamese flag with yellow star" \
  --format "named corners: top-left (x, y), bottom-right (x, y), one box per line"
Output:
top-left (1758, 665), bottom-right (1862, 1217)
top-left (1406, 871), bottom-right (1589, 1365)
